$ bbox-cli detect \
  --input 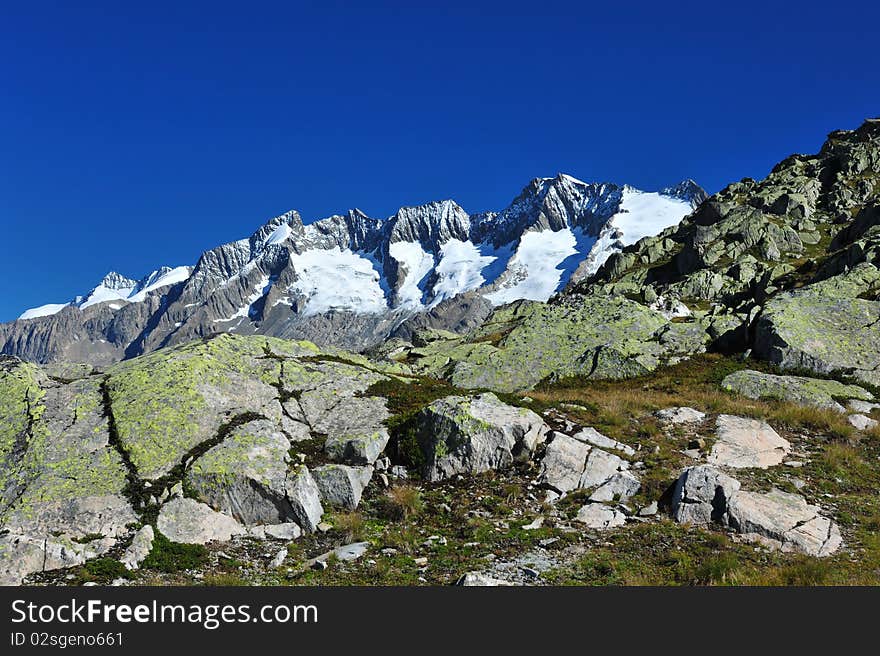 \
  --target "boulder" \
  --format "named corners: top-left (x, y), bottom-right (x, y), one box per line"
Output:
top-left (589, 471), bottom-right (641, 503)
top-left (579, 448), bottom-right (630, 489)
top-left (410, 393), bottom-right (549, 481)
top-left (312, 464), bottom-right (373, 509)
top-left (671, 465), bottom-right (741, 525)
top-left (708, 415), bottom-right (790, 469)
top-left (754, 265), bottom-right (880, 387)
top-left (285, 466), bottom-right (324, 532)
top-left (848, 414), bottom-right (878, 430)
top-left (655, 407), bottom-right (706, 425)
top-left (721, 369), bottom-right (873, 412)
top-left (726, 489), bottom-right (842, 557)
top-left (539, 433), bottom-right (591, 493)
top-left (575, 504), bottom-right (627, 529)
top-left (156, 498), bottom-right (246, 545)
top-left (671, 467), bottom-right (842, 557)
